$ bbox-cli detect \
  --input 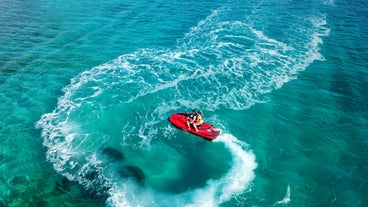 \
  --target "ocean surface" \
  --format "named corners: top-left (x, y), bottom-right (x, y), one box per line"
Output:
top-left (1, 0), bottom-right (367, 206)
